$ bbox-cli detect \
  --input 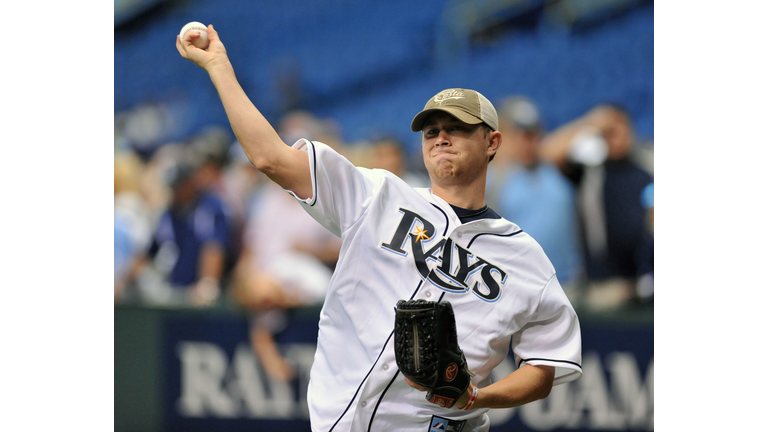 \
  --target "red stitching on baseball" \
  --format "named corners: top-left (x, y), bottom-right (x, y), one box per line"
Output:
top-left (181, 26), bottom-right (206, 39)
